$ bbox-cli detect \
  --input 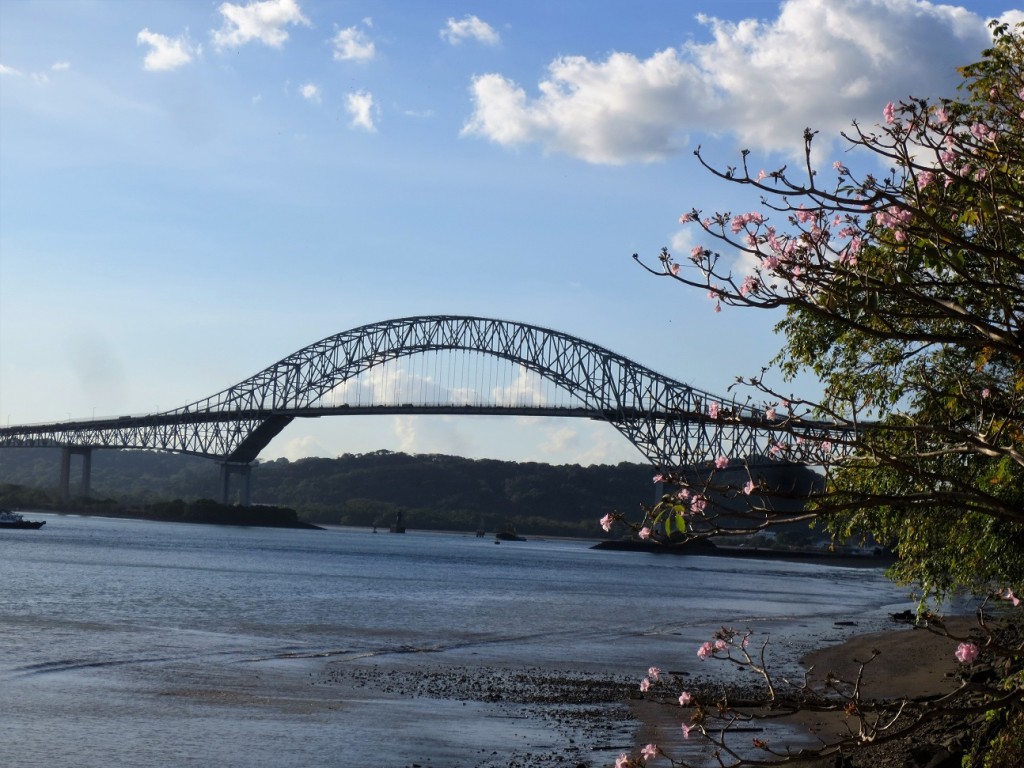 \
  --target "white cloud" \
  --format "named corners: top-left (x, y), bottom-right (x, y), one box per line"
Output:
top-left (346, 90), bottom-right (377, 132)
top-left (212, 0), bottom-right (310, 50)
top-left (0, 63), bottom-right (23, 76)
top-left (462, 0), bottom-right (1000, 165)
top-left (462, 49), bottom-right (704, 164)
top-left (441, 15), bottom-right (500, 46)
top-left (51, 61), bottom-right (71, 71)
top-left (300, 82), bottom-right (321, 103)
top-left (273, 433), bottom-right (334, 460)
top-left (332, 25), bottom-right (375, 61)
top-left (137, 29), bottom-right (199, 72)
